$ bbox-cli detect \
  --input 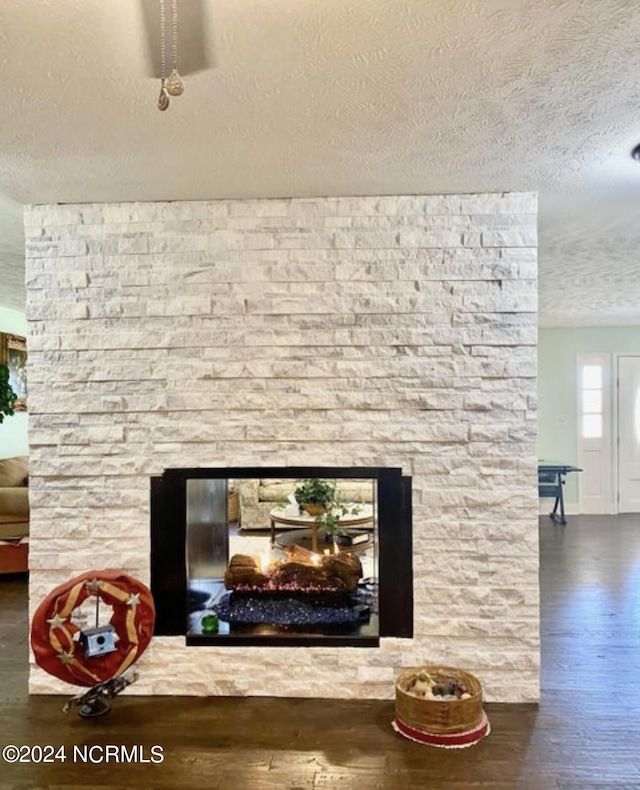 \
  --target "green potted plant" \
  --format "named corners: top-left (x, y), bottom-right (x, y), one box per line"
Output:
top-left (294, 478), bottom-right (336, 516)
top-left (0, 363), bottom-right (16, 424)
top-left (294, 478), bottom-right (364, 542)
